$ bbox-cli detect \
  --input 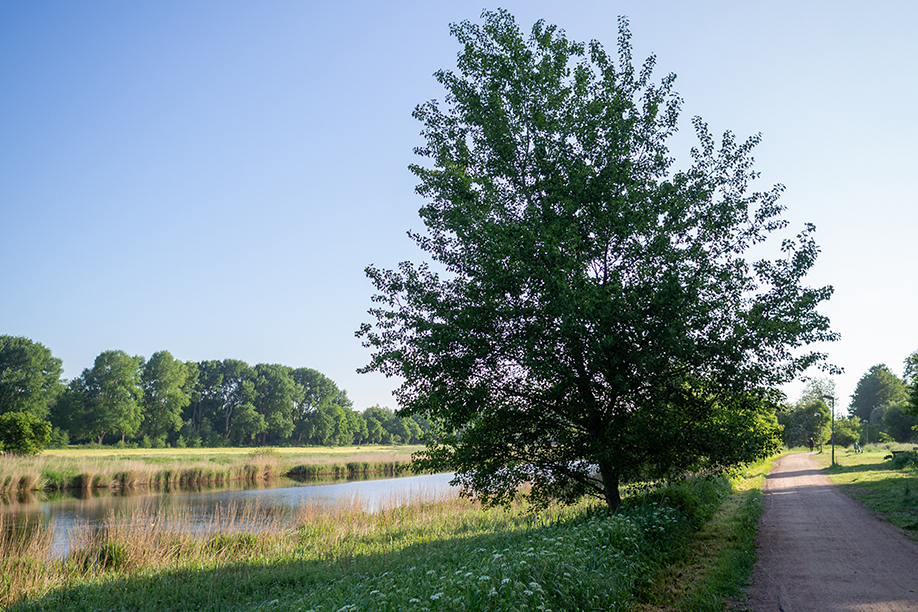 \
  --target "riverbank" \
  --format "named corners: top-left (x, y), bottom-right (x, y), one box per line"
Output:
top-left (1, 461), bottom-right (770, 611)
top-left (0, 446), bottom-right (420, 496)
